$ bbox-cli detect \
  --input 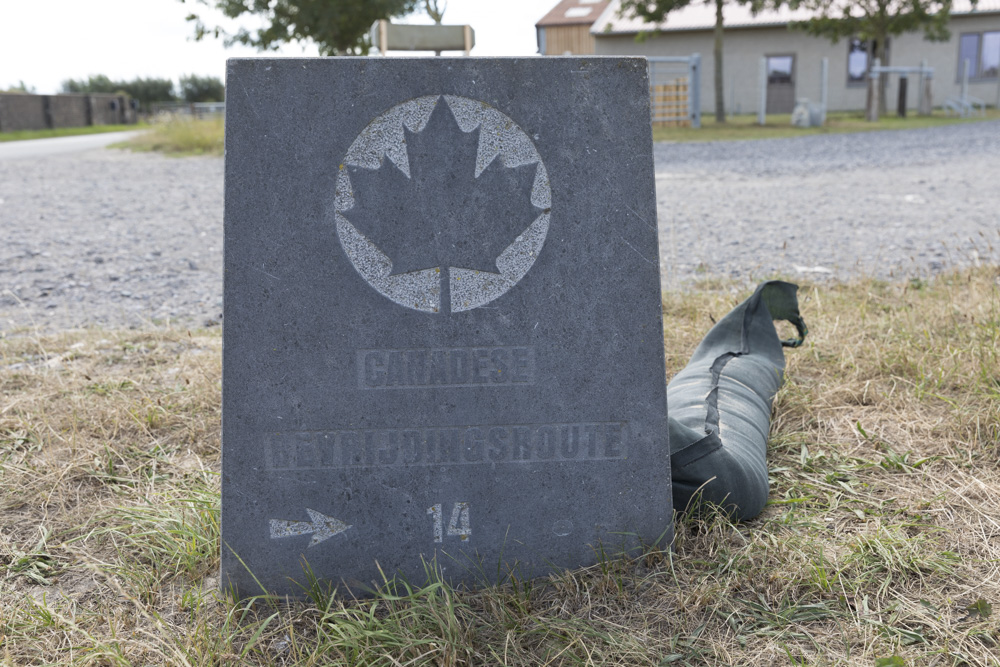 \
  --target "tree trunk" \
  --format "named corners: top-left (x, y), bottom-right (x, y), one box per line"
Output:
top-left (714, 0), bottom-right (725, 123)
top-left (875, 32), bottom-right (889, 115)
